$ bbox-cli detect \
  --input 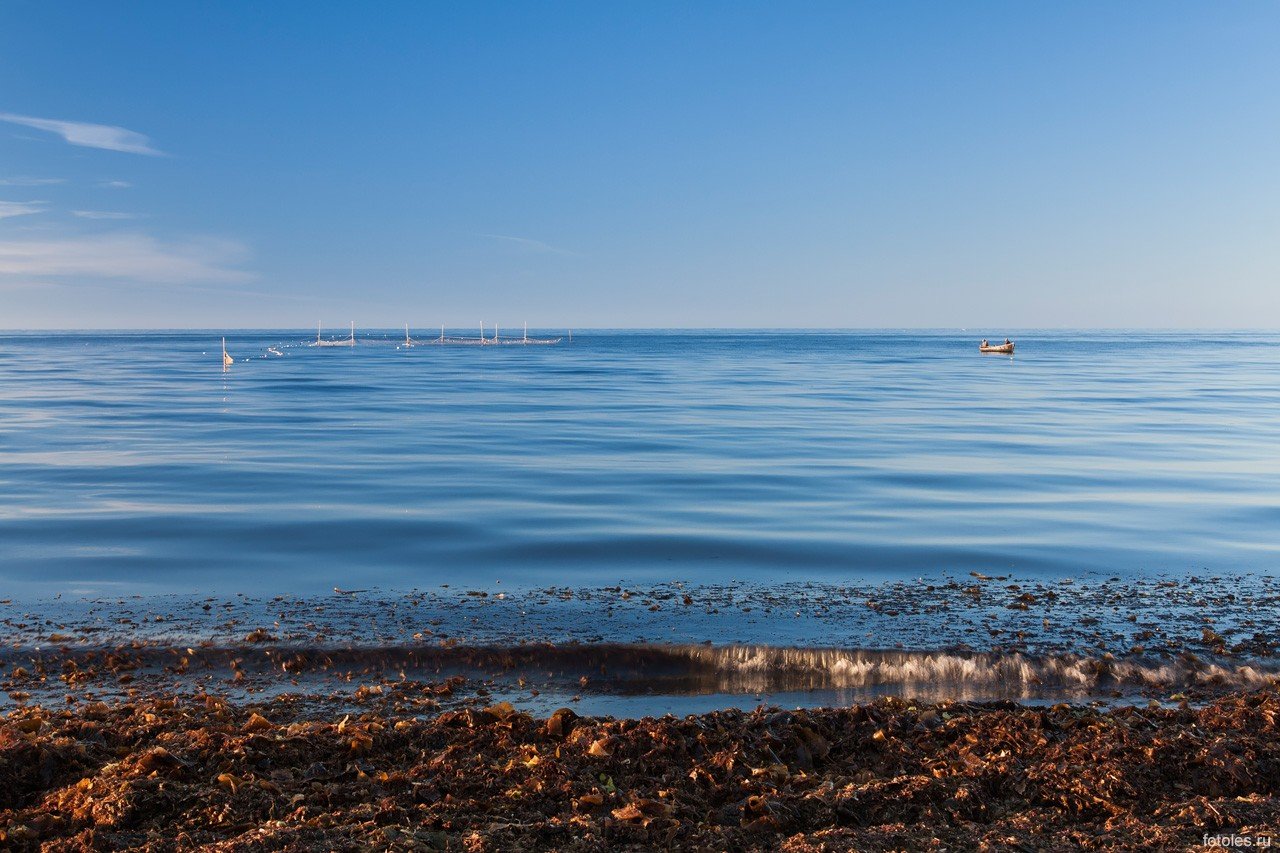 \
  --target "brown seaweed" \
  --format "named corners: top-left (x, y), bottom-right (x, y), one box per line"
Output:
top-left (2, 689), bottom-right (1277, 850)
